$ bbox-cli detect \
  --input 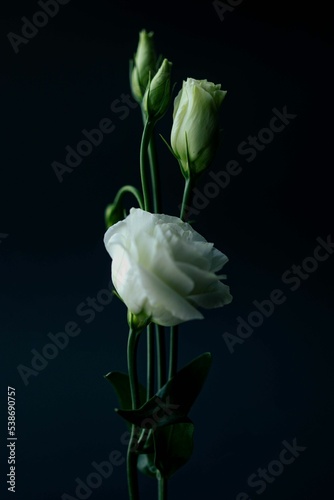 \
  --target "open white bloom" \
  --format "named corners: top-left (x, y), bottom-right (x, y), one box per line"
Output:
top-left (104, 208), bottom-right (232, 327)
